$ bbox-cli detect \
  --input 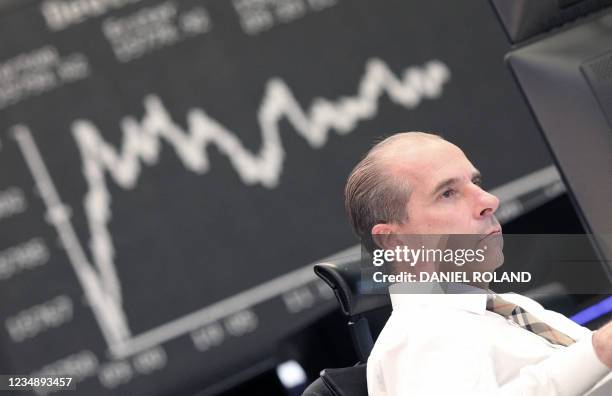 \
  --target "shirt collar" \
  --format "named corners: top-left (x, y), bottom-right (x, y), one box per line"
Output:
top-left (389, 282), bottom-right (489, 315)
